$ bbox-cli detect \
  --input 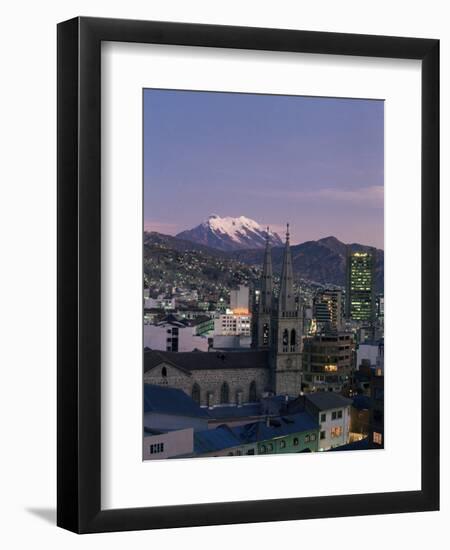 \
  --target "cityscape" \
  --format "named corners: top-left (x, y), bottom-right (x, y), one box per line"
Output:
top-left (142, 89), bottom-right (384, 460)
